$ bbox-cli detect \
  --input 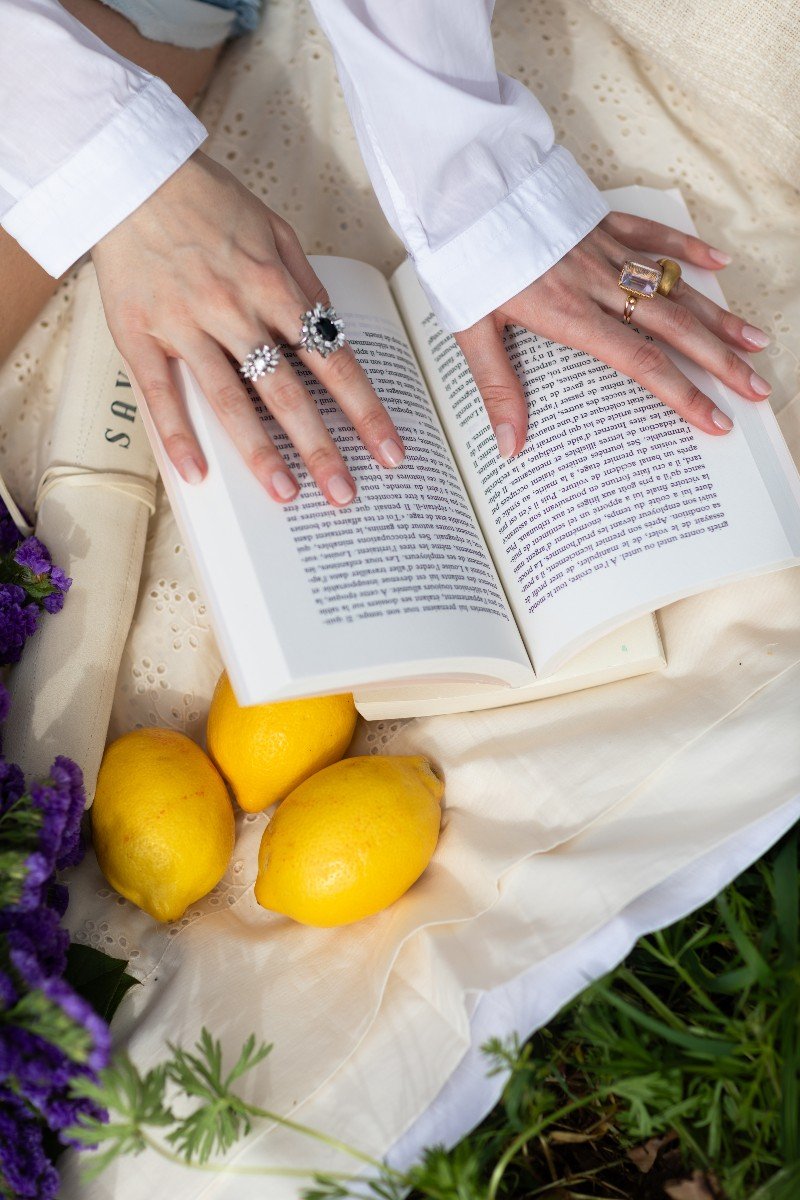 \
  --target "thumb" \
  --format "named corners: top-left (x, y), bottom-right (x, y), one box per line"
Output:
top-left (455, 316), bottom-right (528, 459)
